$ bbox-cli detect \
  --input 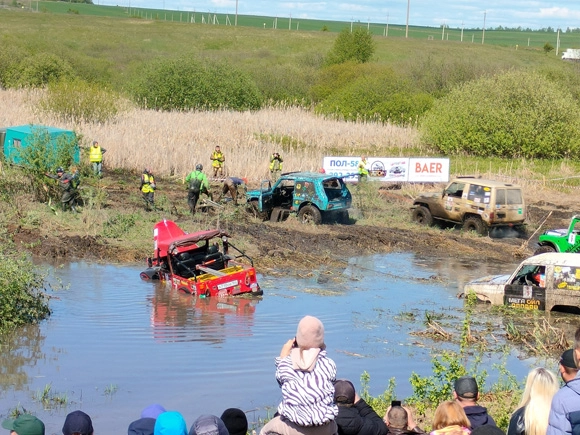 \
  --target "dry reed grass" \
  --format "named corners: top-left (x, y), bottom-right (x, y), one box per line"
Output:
top-left (0, 89), bottom-right (419, 183)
